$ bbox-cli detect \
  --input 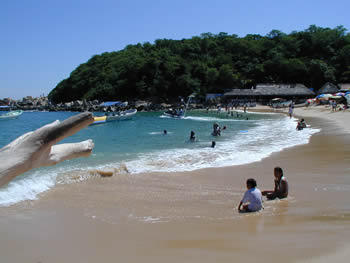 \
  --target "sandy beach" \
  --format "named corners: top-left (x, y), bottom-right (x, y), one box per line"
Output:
top-left (0, 106), bottom-right (350, 263)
